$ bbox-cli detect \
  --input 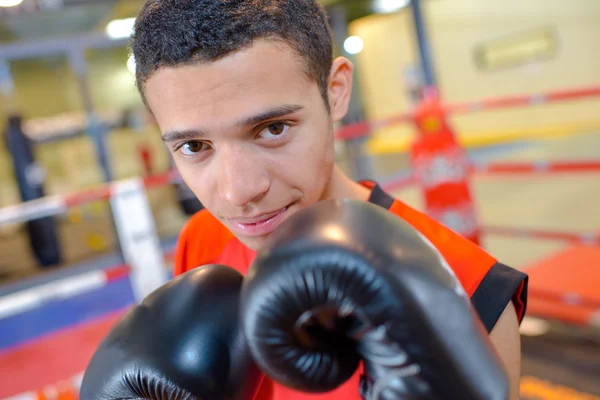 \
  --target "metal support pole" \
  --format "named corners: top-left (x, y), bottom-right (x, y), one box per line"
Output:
top-left (68, 49), bottom-right (113, 183)
top-left (410, 0), bottom-right (437, 90)
top-left (0, 59), bottom-right (17, 115)
top-left (329, 5), bottom-right (374, 181)
top-left (68, 49), bottom-right (122, 255)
